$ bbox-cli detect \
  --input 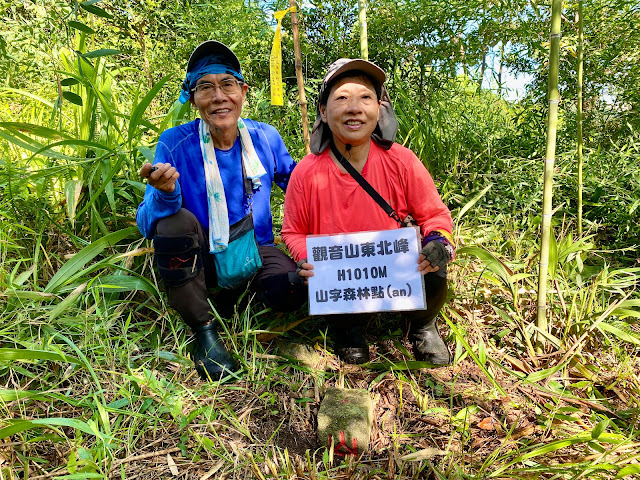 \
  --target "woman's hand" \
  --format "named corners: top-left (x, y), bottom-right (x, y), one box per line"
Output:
top-left (296, 259), bottom-right (314, 285)
top-left (417, 240), bottom-right (450, 275)
top-left (140, 162), bottom-right (180, 193)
